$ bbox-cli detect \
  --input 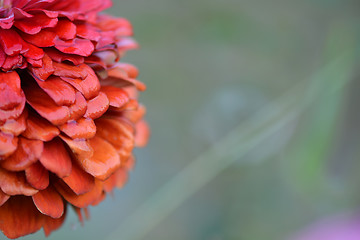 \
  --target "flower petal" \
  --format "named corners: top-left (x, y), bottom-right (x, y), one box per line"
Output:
top-left (0, 196), bottom-right (44, 239)
top-left (46, 48), bottom-right (84, 65)
top-left (0, 168), bottom-right (38, 196)
top-left (0, 188), bottom-right (9, 207)
top-left (14, 13), bottom-right (58, 34)
top-left (134, 120), bottom-right (150, 148)
top-left (0, 109), bottom-right (27, 136)
top-left (55, 178), bottom-right (103, 208)
top-left (68, 92), bottom-right (87, 120)
top-left (83, 91), bottom-right (109, 119)
top-left (52, 19), bottom-right (76, 40)
top-left (22, 112), bottom-right (60, 141)
top-left (62, 162), bottom-right (95, 195)
top-left (59, 118), bottom-right (96, 139)
top-left (95, 118), bottom-right (134, 161)
top-left (60, 64), bottom-right (100, 99)
top-left (0, 71), bottom-right (24, 110)
top-left (0, 29), bottom-right (23, 56)
top-left (53, 61), bottom-right (88, 79)
top-left (0, 132), bottom-right (18, 159)
top-left (35, 76), bottom-right (76, 106)
top-left (76, 136), bottom-right (120, 180)
top-left (101, 85), bottom-right (129, 108)
top-left (1, 137), bottom-right (43, 171)
top-left (21, 29), bottom-right (56, 47)
top-left (43, 205), bottom-right (66, 237)
top-left (54, 38), bottom-right (94, 57)
top-left (28, 53), bottom-right (54, 81)
top-left (39, 138), bottom-right (72, 178)
top-left (25, 162), bottom-right (49, 190)
top-left (32, 186), bottom-right (64, 218)
top-left (24, 83), bottom-right (70, 126)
